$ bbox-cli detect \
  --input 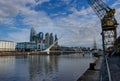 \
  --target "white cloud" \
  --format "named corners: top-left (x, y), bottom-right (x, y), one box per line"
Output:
top-left (35, 0), bottom-right (50, 5)
top-left (58, 0), bottom-right (119, 47)
top-left (8, 28), bottom-right (30, 42)
top-left (0, 17), bottom-right (14, 25)
top-left (52, 7), bottom-right (102, 47)
top-left (0, 0), bottom-right (50, 42)
top-left (0, 0), bottom-right (49, 23)
top-left (112, 0), bottom-right (120, 37)
top-left (0, 0), bottom-right (120, 48)
top-left (9, 1), bottom-right (102, 48)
